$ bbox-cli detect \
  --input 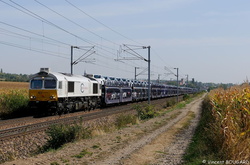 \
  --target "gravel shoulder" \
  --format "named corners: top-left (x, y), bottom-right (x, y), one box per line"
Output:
top-left (4, 95), bottom-right (204, 165)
